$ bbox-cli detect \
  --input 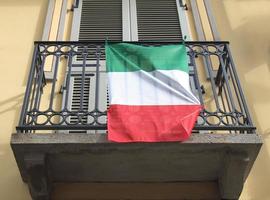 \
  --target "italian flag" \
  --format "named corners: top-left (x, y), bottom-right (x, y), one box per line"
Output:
top-left (106, 43), bottom-right (202, 142)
